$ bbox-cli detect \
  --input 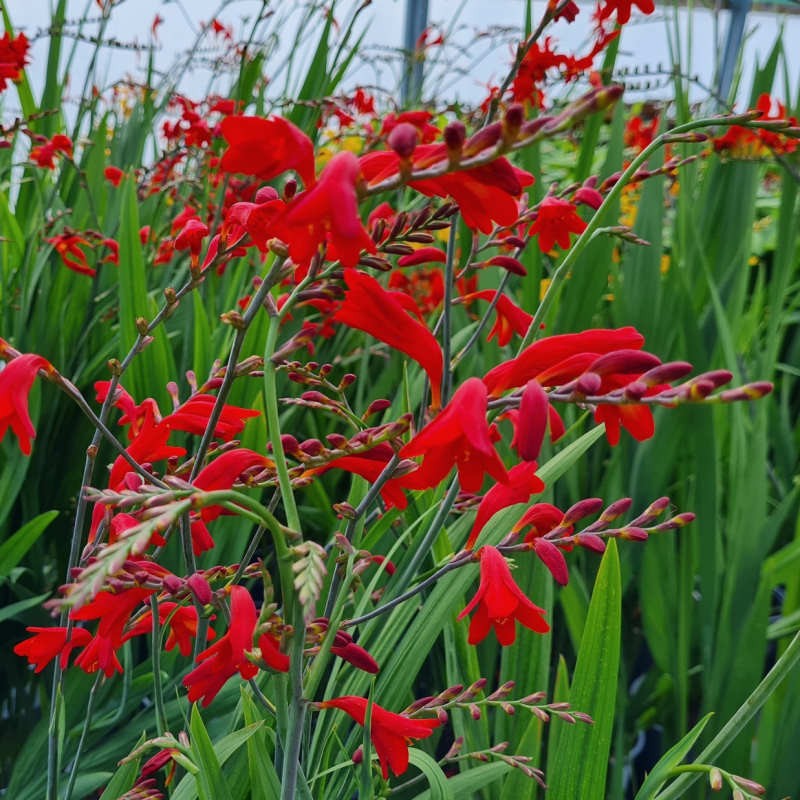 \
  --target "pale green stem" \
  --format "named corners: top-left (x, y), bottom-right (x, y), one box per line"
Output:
top-left (654, 629), bottom-right (800, 800)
